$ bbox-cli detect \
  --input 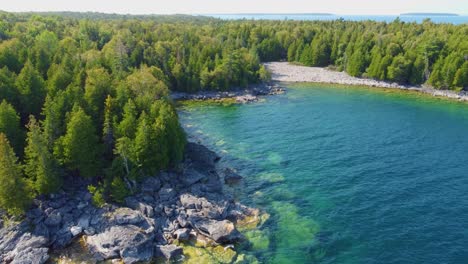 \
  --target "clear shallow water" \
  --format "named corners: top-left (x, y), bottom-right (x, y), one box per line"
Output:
top-left (207, 14), bottom-right (468, 24)
top-left (179, 84), bottom-right (468, 264)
